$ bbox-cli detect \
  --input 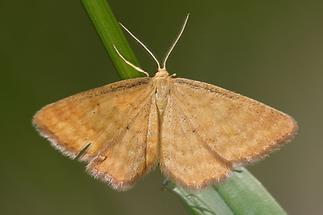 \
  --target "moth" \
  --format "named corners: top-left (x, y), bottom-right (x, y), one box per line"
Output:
top-left (33, 15), bottom-right (297, 191)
